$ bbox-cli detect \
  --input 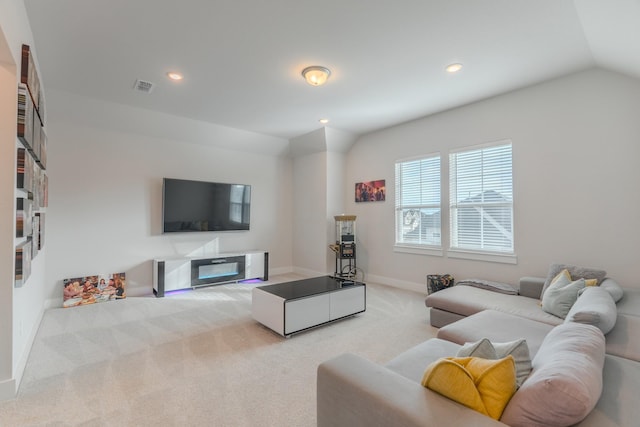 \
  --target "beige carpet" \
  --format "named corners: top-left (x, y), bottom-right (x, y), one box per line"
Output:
top-left (0, 274), bottom-right (438, 426)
